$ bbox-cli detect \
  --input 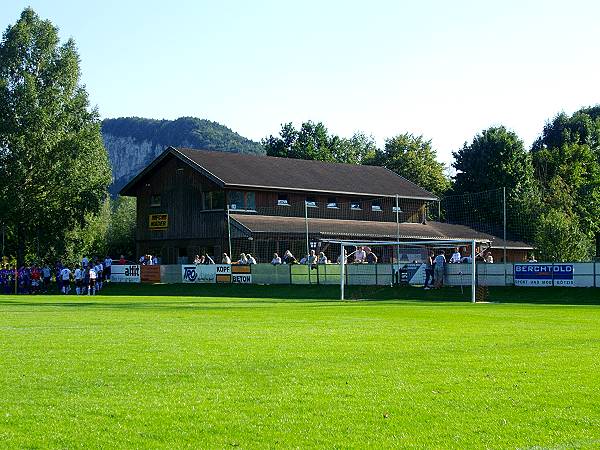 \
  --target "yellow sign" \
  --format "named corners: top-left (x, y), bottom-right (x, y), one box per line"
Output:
top-left (149, 213), bottom-right (168, 230)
